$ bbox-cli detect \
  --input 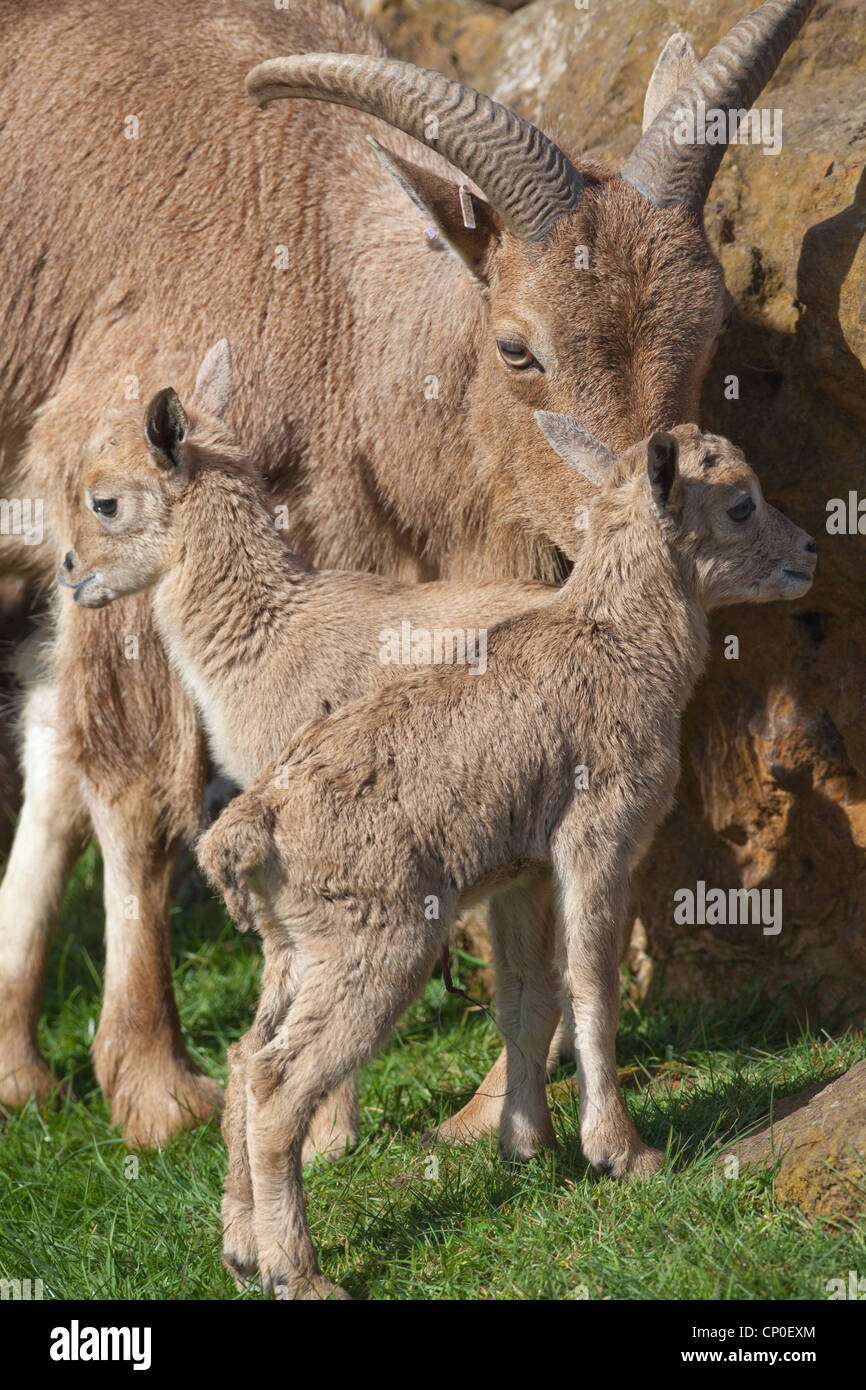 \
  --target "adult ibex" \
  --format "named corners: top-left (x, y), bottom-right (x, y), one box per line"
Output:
top-left (0, 0), bottom-right (816, 1144)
